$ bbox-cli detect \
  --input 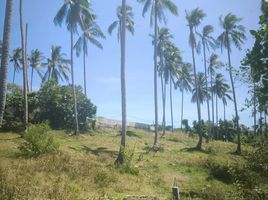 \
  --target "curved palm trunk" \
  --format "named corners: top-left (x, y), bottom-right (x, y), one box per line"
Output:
top-left (83, 37), bottom-right (87, 96)
top-left (20, 0), bottom-right (28, 130)
top-left (25, 24), bottom-right (29, 93)
top-left (210, 68), bottom-right (215, 138)
top-left (170, 74), bottom-right (174, 132)
top-left (161, 73), bottom-right (166, 136)
top-left (13, 65), bottom-right (16, 84)
top-left (0, 0), bottom-right (13, 127)
top-left (202, 41), bottom-right (211, 137)
top-left (180, 89), bottom-right (184, 130)
top-left (227, 35), bottom-right (240, 154)
top-left (116, 0), bottom-right (127, 164)
top-left (70, 23), bottom-right (79, 135)
top-left (190, 27), bottom-right (202, 150)
top-left (153, 0), bottom-right (159, 148)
